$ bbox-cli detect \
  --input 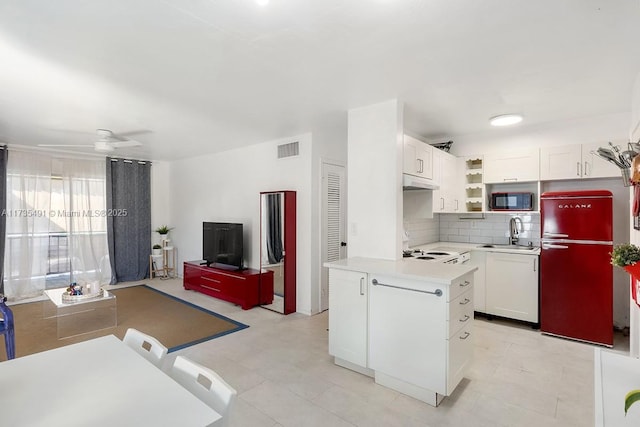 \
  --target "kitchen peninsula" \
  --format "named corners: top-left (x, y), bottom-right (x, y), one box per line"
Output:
top-left (325, 257), bottom-right (477, 406)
